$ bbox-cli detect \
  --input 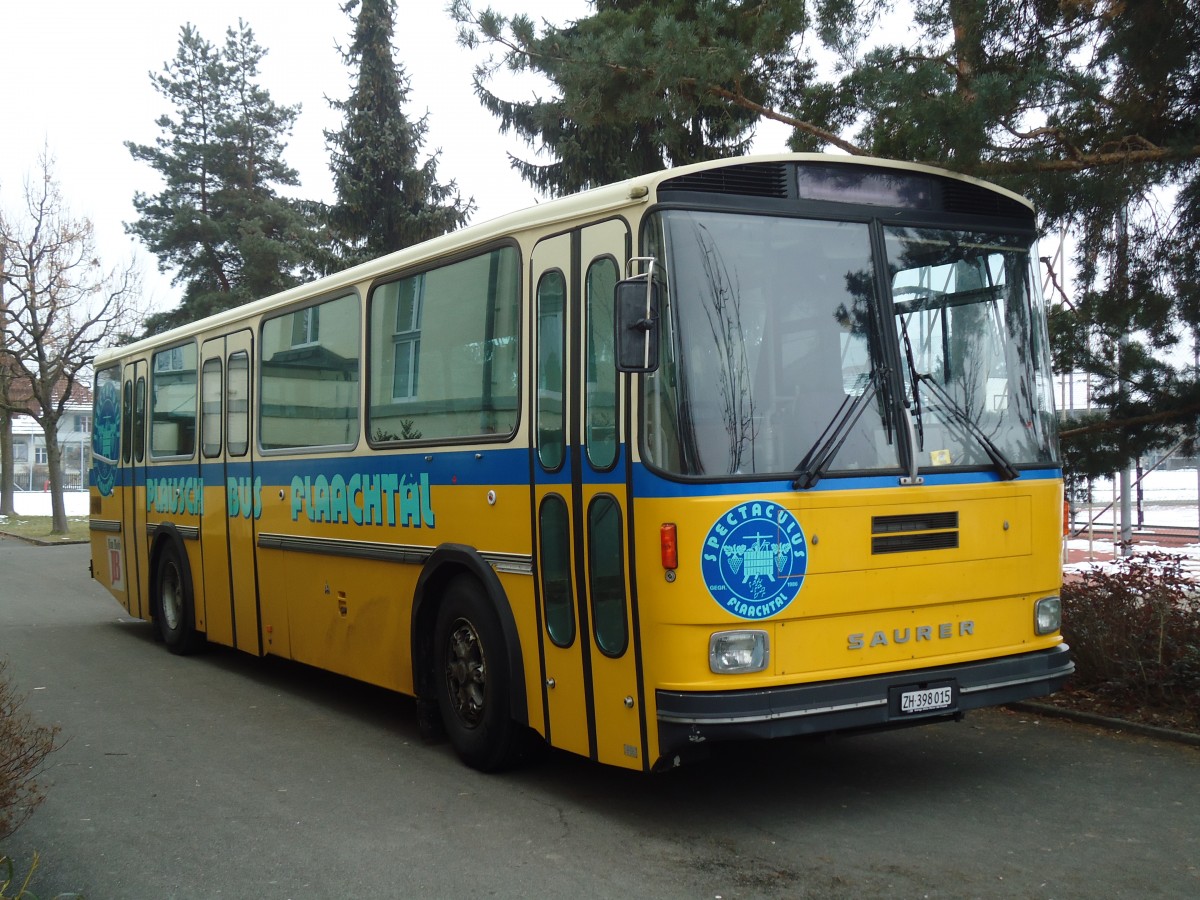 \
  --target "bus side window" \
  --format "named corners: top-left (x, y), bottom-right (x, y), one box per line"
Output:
top-left (133, 377), bottom-right (146, 464)
top-left (585, 257), bottom-right (619, 470)
top-left (151, 343), bottom-right (198, 458)
top-left (367, 246), bottom-right (520, 444)
top-left (260, 293), bottom-right (360, 451)
top-left (121, 380), bottom-right (133, 465)
top-left (588, 494), bottom-right (627, 657)
top-left (536, 270), bottom-right (567, 470)
top-left (539, 494), bottom-right (575, 647)
top-left (227, 353), bottom-right (250, 457)
top-left (201, 358), bottom-right (222, 458)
